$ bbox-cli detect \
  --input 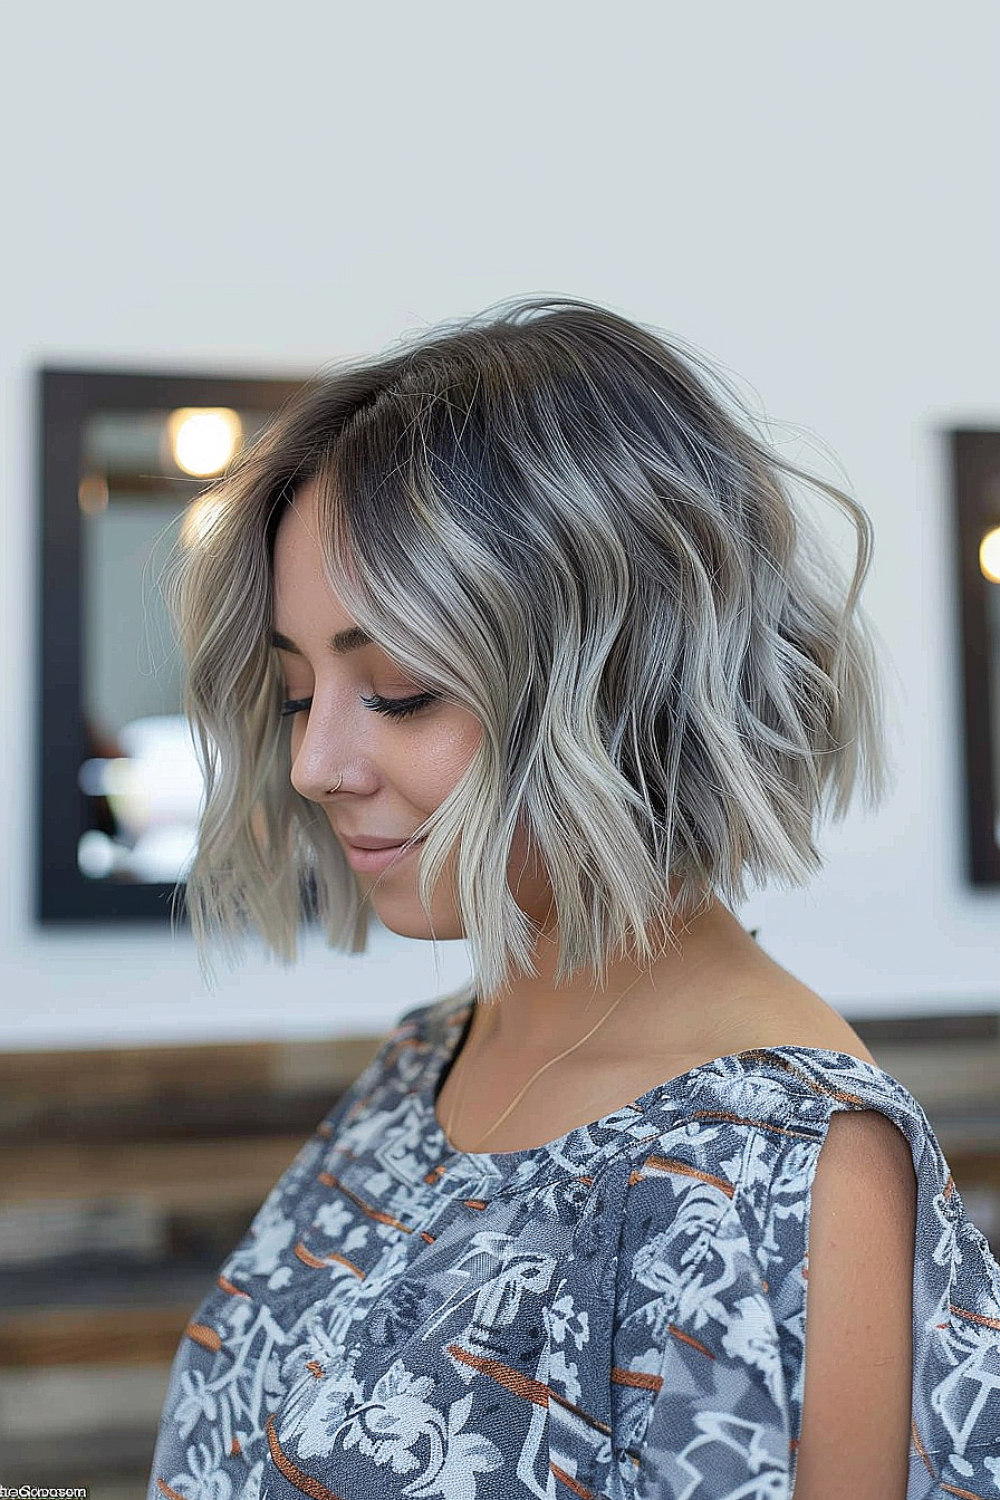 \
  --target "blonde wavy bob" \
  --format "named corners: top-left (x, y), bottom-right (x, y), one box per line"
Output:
top-left (163, 295), bottom-right (892, 996)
